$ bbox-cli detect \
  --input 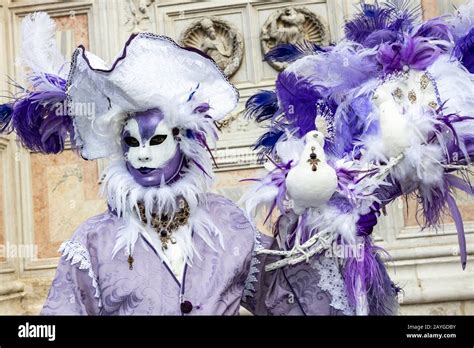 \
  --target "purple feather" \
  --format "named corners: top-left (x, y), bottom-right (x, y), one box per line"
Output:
top-left (366, 252), bottom-right (400, 315)
top-left (30, 73), bottom-right (66, 92)
top-left (454, 28), bottom-right (474, 73)
top-left (12, 92), bottom-right (68, 153)
top-left (39, 112), bottom-right (74, 154)
top-left (245, 90), bottom-right (279, 123)
top-left (345, 0), bottom-right (418, 48)
top-left (373, 176), bottom-right (403, 204)
top-left (333, 96), bottom-right (373, 157)
top-left (327, 194), bottom-right (354, 214)
top-left (446, 193), bottom-right (468, 270)
top-left (251, 111), bottom-right (288, 160)
top-left (243, 159), bottom-right (292, 225)
top-left (415, 176), bottom-right (450, 230)
top-left (265, 161), bottom-right (292, 223)
top-left (446, 173), bottom-right (474, 195)
top-left (308, 49), bottom-right (379, 98)
top-left (9, 74), bottom-right (74, 154)
top-left (275, 72), bottom-right (322, 136)
top-left (377, 41), bottom-right (403, 73)
top-left (186, 83), bottom-right (200, 102)
top-left (414, 18), bottom-right (453, 41)
top-left (191, 159), bottom-right (211, 179)
top-left (193, 103), bottom-right (210, 114)
top-left (363, 30), bottom-right (399, 48)
top-left (0, 103), bottom-right (13, 133)
top-left (345, 1), bottom-right (393, 45)
top-left (344, 231), bottom-right (399, 315)
top-left (446, 173), bottom-right (474, 269)
top-left (434, 113), bottom-right (474, 164)
top-left (402, 36), bottom-right (442, 69)
top-left (264, 41), bottom-right (325, 63)
top-left (377, 35), bottom-right (441, 73)
top-left (254, 130), bottom-right (283, 153)
top-left (385, 0), bottom-right (420, 32)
